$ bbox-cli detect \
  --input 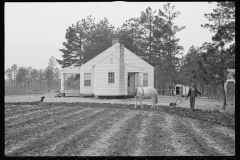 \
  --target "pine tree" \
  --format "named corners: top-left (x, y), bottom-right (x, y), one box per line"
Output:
top-left (159, 3), bottom-right (185, 95)
top-left (201, 1), bottom-right (235, 109)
